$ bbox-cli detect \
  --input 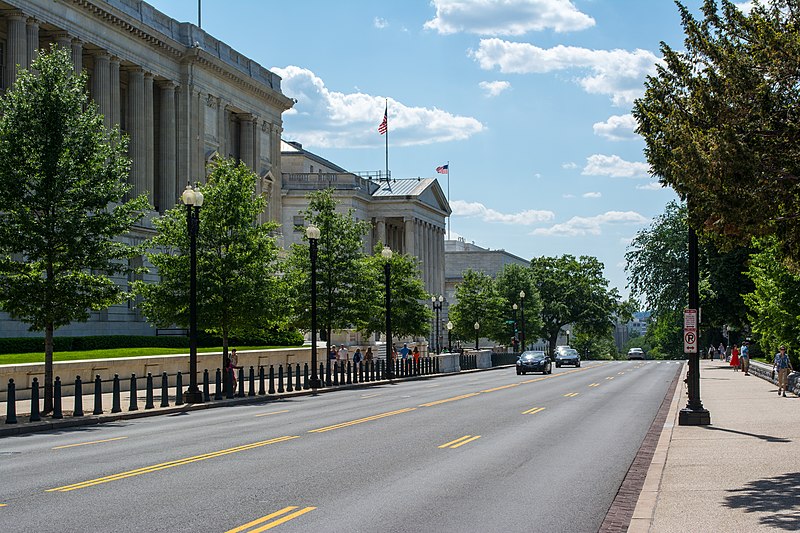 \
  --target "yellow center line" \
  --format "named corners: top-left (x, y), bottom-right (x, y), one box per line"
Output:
top-left (52, 436), bottom-right (128, 450)
top-left (564, 392), bottom-right (579, 397)
top-left (254, 410), bottom-right (290, 418)
top-left (589, 383), bottom-right (600, 387)
top-left (521, 376), bottom-right (548, 384)
top-left (226, 506), bottom-right (317, 533)
top-left (618, 372), bottom-right (625, 375)
top-left (360, 393), bottom-right (381, 398)
top-left (226, 507), bottom-right (299, 533)
top-left (522, 407), bottom-right (545, 415)
top-left (0, 504), bottom-right (6, 507)
top-left (419, 393), bottom-right (479, 407)
top-left (249, 507), bottom-right (316, 532)
top-left (449, 435), bottom-right (481, 448)
top-left (606, 376), bottom-right (615, 380)
top-left (47, 436), bottom-right (299, 492)
top-left (439, 435), bottom-right (473, 448)
top-left (308, 408), bottom-right (416, 433)
top-left (480, 383), bottom-right (519, 393)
